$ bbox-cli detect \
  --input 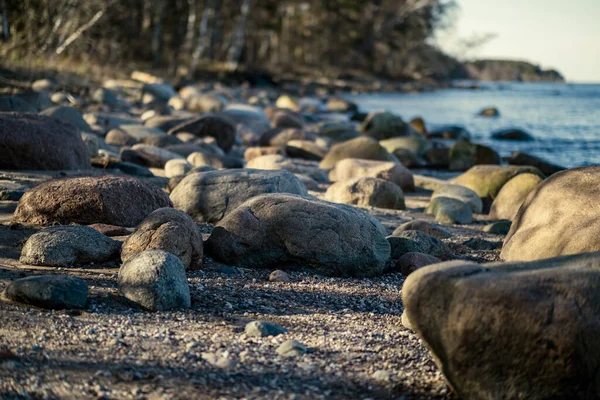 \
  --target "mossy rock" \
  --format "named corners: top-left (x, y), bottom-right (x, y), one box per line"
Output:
top-left (449, 141), bottom-right (501, 171)
top-left (380, 135), bottom-right (432, 157)
top-left (452, 165), bottom-right (544, 201)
